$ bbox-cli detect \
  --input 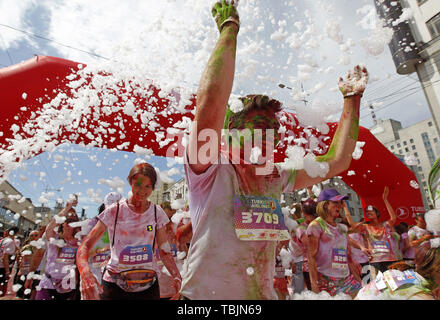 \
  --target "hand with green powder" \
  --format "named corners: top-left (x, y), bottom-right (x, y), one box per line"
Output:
top-left (338, 65), bottom-right (369, 98)
top-left (211, 0), bottom-right (240, 33)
